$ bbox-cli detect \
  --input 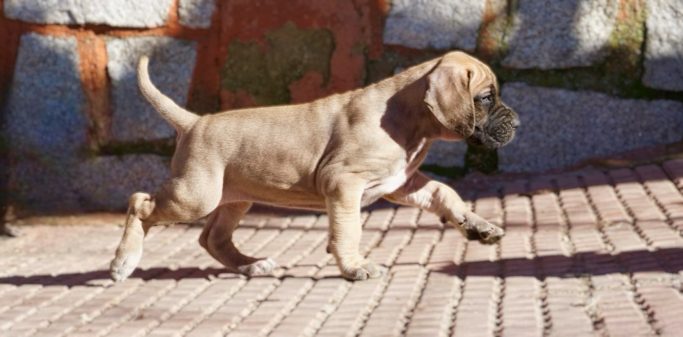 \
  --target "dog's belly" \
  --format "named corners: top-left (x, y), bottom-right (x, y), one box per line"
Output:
top-left (222, 184), bottom-right (326, 210)
top-left (223, 171), bottom-right (408, 211)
